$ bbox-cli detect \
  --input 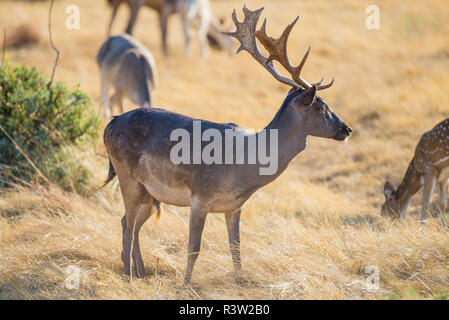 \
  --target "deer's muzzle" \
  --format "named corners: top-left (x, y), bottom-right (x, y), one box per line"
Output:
top-left (333, 124), bottom-right (352, 141)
